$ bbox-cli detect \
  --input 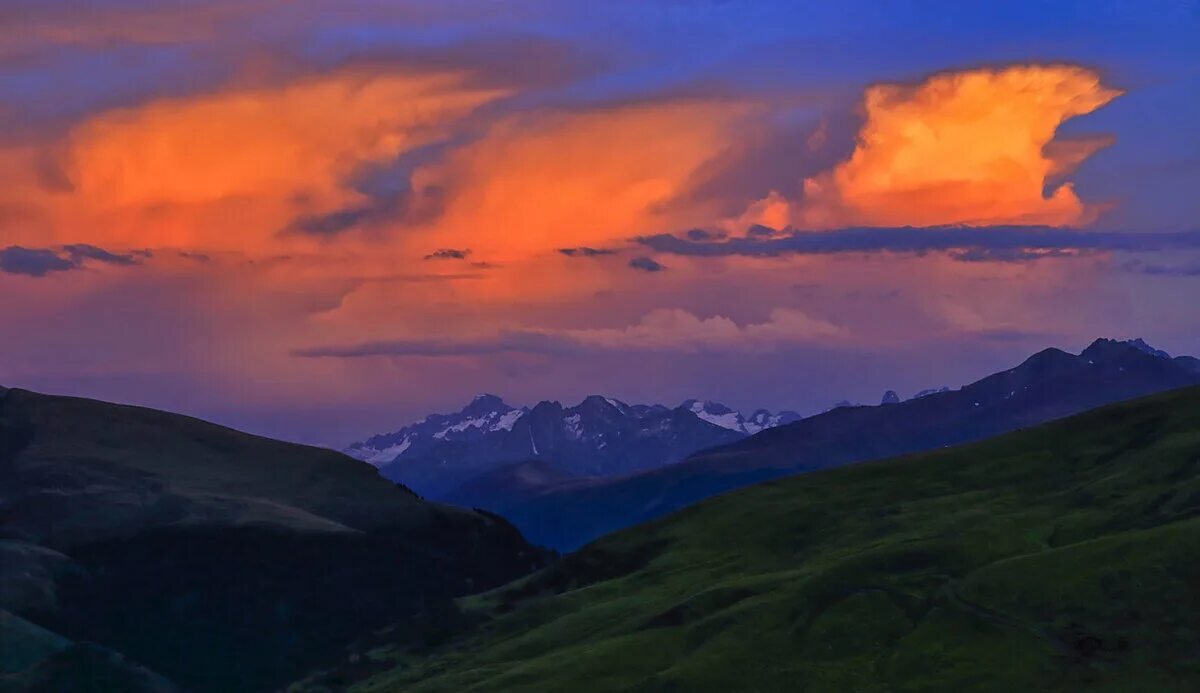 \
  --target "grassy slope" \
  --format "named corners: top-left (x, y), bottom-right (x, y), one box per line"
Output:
top-left (349, 386), bottom-right (1200, 692)
top-left (0, 388), bottom-right (547, 692)
top-left (0, 387), bottom-right (449, 547)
